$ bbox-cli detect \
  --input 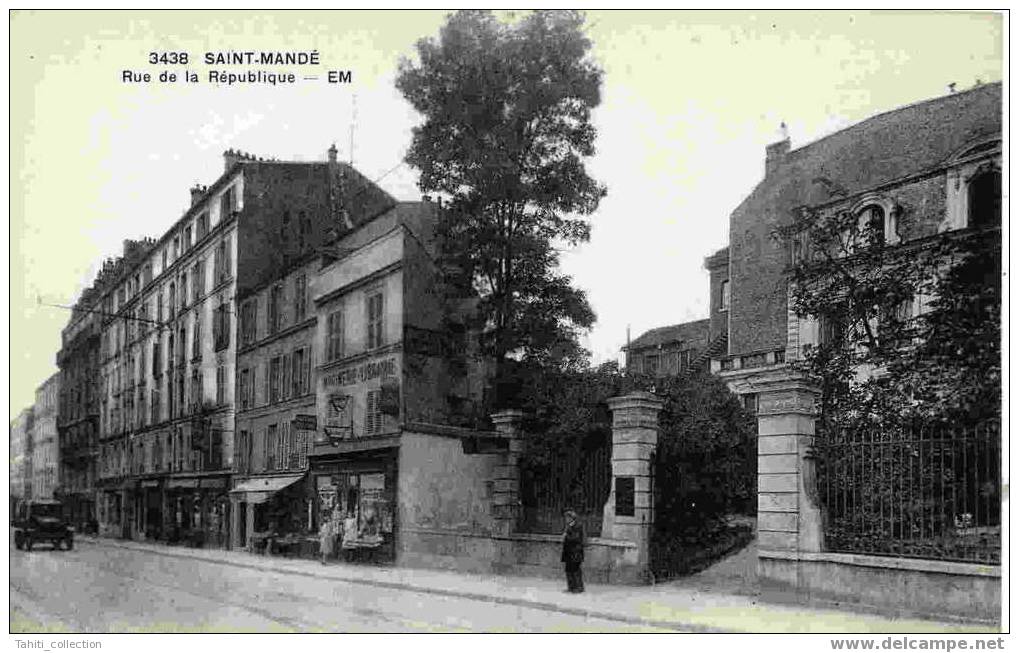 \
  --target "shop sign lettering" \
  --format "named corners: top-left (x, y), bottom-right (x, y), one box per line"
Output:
top-left (323, 357), bottom-right (397, 388)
